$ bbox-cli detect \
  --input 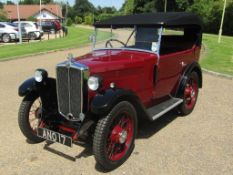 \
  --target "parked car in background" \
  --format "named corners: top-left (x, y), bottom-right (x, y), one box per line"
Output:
top-left (0, 22), bottom-right (19, 43)
top-left (40, 20), bottom-right (61, 32)
top-left (13, 21), bottom-right (43, 40)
